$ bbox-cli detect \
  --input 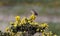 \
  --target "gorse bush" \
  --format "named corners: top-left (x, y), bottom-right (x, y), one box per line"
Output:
top-left (0, 10), bottom-right (57, 36)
